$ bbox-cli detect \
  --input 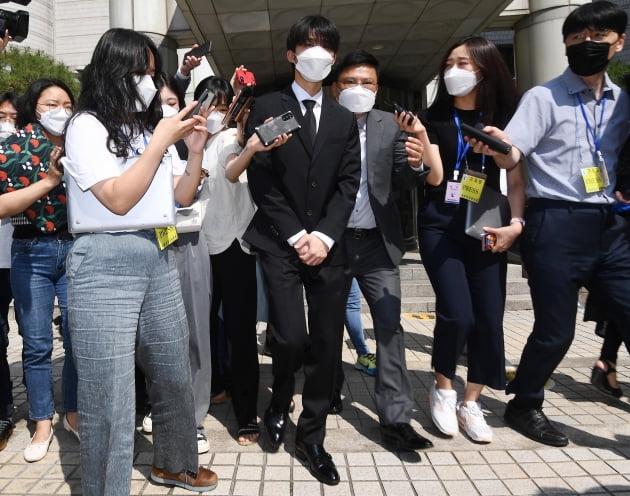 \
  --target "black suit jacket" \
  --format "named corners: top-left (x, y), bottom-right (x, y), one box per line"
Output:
top-left (244, 85), bottom-right (361, 266)
top-left (363, 109), bottom-right (427, 266)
